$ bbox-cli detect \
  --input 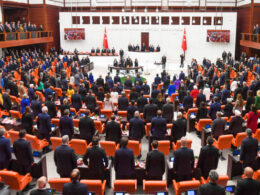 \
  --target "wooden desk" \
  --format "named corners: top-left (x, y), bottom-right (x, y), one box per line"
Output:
top-left (227, 154), bottom-right (243, 179)
top-left (187, 115), bottom-right (196, 132)
top-left (201, 127), bottom-right (212, 146)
